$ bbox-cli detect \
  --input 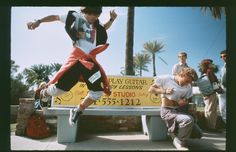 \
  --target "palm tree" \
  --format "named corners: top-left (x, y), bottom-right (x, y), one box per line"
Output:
top-left (23, 64), bottom-right (53, 87)
top-left (125, 7), bottom-right (135, 76)
top-left (120, 67), bottom-right (125, 76)
top-left (10, 60), bottom-right (31, 104)
top-left (143, 40), bottom-right (167, 76)
top-left (200, 7), bottom-right (225, 20)
top-left (11, 60), bottom-right (19, 78)
top-left (133, 52), bottom-right (151, 76)
top-left (23, 63), bottom-right (62, 87)
top-left (50, 63), bottom-right (62, 74)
